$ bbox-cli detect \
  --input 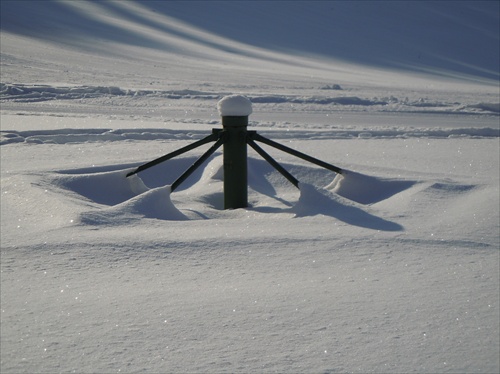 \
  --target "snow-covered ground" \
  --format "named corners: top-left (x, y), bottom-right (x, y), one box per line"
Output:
top-left (1, 1), bottom-right (499, 373)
